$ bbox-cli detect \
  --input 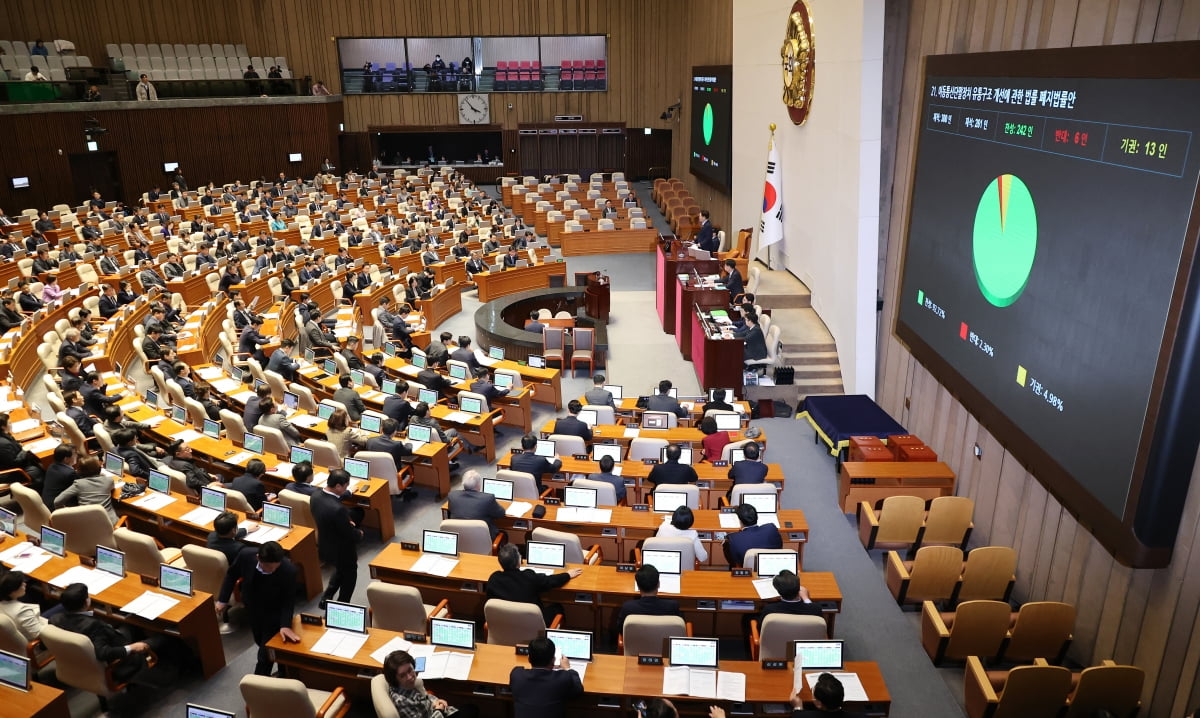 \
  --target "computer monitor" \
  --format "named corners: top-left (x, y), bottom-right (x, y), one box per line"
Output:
top-left (283, 391), bottom-right (299, 410)
top-left (641, 548), bottom-right (682, 575)
top-left (147, 470), bottom-right (171, 494)
top-left (200, 487), bottom-right (226, 513)
top-left (0, 649), bottom-right (30, 692)
top-left (186, 704), bottom-right (235, 718)
top-left (304, 348), bottom-right (316, 363)
top-left (254, 379), bottom-right (266, 392)
top-left (145, 388), bottom-right (159, 406)
top-left (652, 491), bottom-right (688, 513)
top-left (459, 396), bottom-right (482, 414)
top-left (576, 409), bottom-right (598, 427)
top-left (39, 526), bottom-right (66, 557)
top-left (95, 545), bottom-right (125, 577)
top-left (262, 502), bottom-right (291, 529)
top-left (663, 387), bottom-right (679, 399)
top-left (448, 363), bottom-right (468, 381)
top-left (603, 384), bottom-right (624, 400)
top-left (730, 448), bottom-right (747, 464)
top-left (159, 563), bottom-right (194, 596)
top-left (317, 402), bottom-right (336, 420)
top-left (708, 388), bottom-right (735, 402)
top-left (203, 418), bottom-right (222, 439)
top-left (592, 444), bottom-right (623, 463)
top-left (359, 412), bottom-right (383, 433)
top-left (344, 457), bottom-right (369, 480)
top-left (756, 551), bottom-right (799, 577)
top-left (411, 353), bottom-right (427, 369)
top-left (546, 629), bottom-right (594, 662)
top-left (0, 507), bottom-right (15, 537)
top-left (669, 637), bottom-right (719, 668)
top-left (660, 446), bottom-right (694, 465)
top-left (430, 617), bottom-right (475, 650)
top-left (494, 372), bottom-right (514, 389)
top-left (243, 432), bottom-right (264, 455)
top-left (170, 404), bottom-right (188, 424)
top-left (350, 369), bottom-right (366, 385)
top-left (213, 352), bottom-right (226, 367)
top-left (488, 346), bottom-right (505, 360)
top-left (563, 486), bottom-right (598, 508)
top-left (526, 541), bottom-right (566, 568)
top-left (407, 424), bottom-right (433, 444)
top-left (381, 378), bottom-right (399, 395)
top-left (103, 452), bottom-right (124, 476)
top-left (527, 354), bottom-right (546, 369)
top-left (229, 366), bottom-right (244, 383)
top-left (418, 388), bottom-right (438, 406)
top-left (481, 478), bottom-right (513, 501)
top-left (742, 492), bottom-right (778, 515)
top-left (534, 439), bottom-right (556, 457)
top-left (792, 640), bottom-right (844, 670)
top-left (642, 412), bottom-right (670, 429)
top-left (322, 358), bottom-right (337, 375)
top-left (325, 601), bottom-right (368, 633)
top-left (422, 529), bottom-right (459, 556)
top-left (714, 413), bottom-right (741, 431)
top-left (382, 341), bottom-right (398, 357)
top-left (290, 446), bottom-right (314, 465)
